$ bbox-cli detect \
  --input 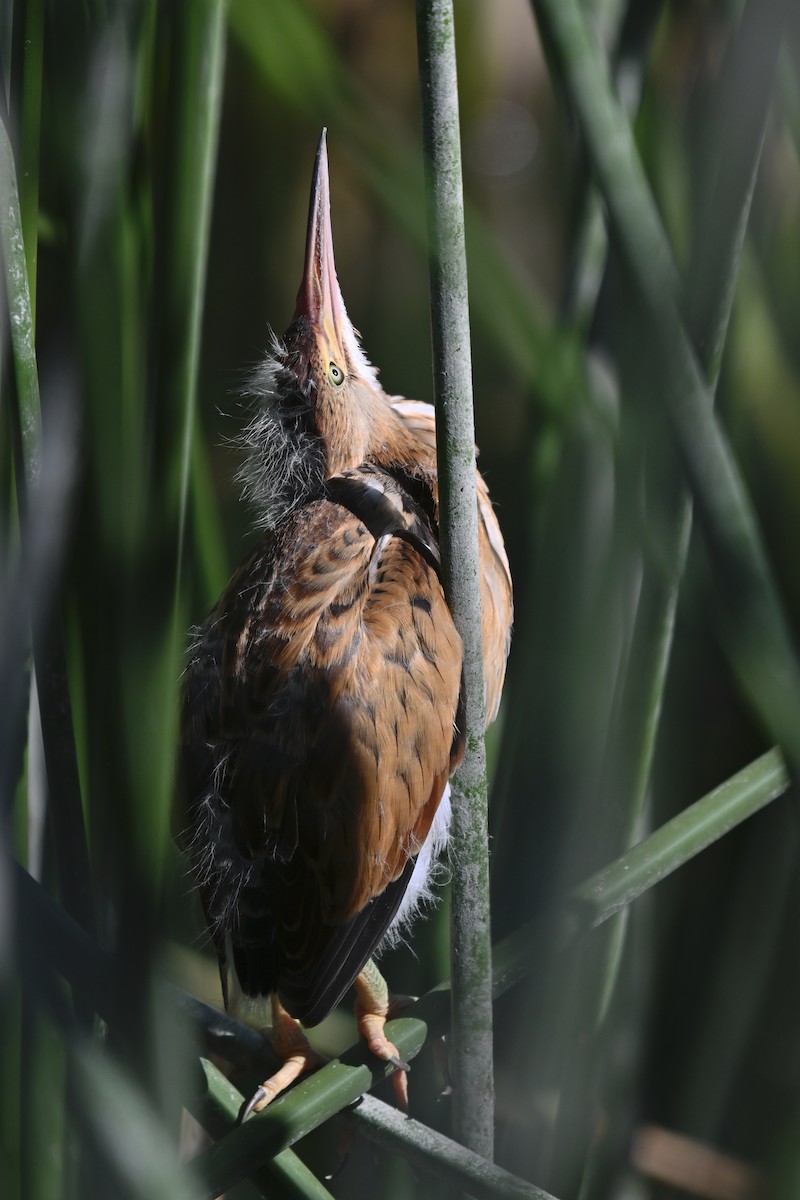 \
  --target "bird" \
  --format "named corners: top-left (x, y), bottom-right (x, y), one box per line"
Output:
top-left (176, 130), bottom-right (512, 1116)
